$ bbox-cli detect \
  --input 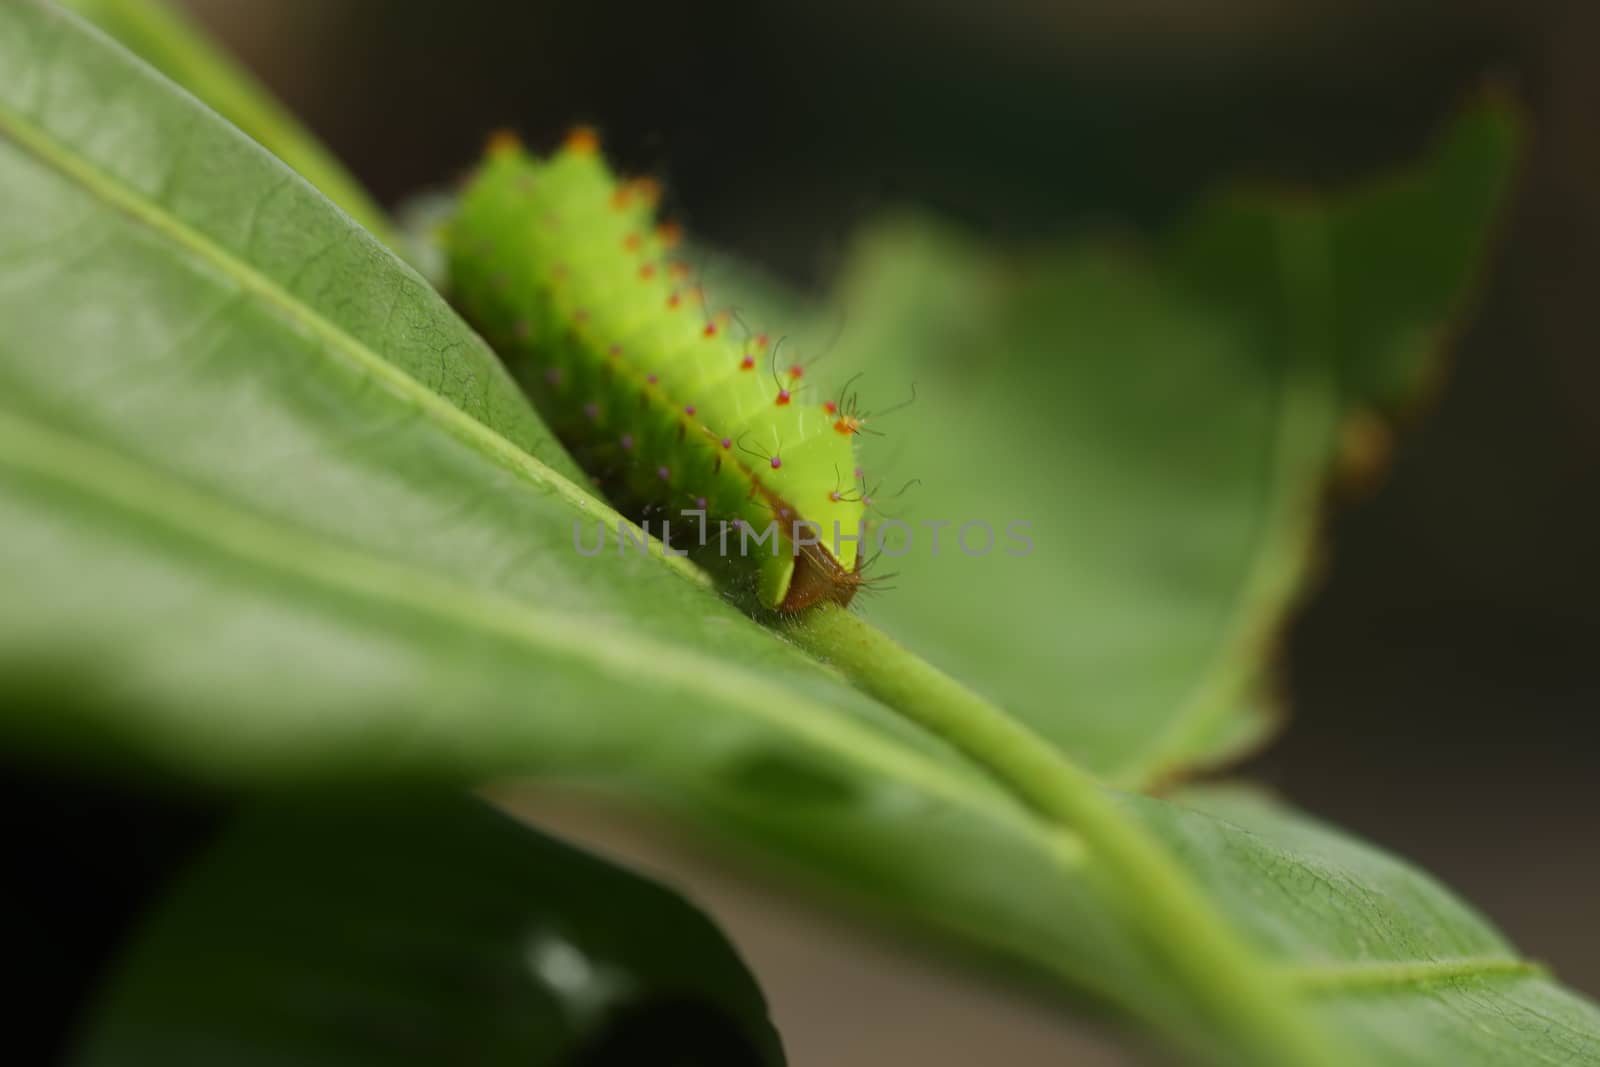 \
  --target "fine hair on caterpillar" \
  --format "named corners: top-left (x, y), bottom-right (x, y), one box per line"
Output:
top-left (826, 373), bottom-right (918, 439)
top-left (445, 125), bottom-right (914, 612)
